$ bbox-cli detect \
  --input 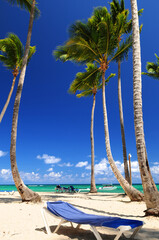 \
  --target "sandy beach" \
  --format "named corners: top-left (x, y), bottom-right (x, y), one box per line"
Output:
top-left (0, 191), bottom-right (158, 240)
